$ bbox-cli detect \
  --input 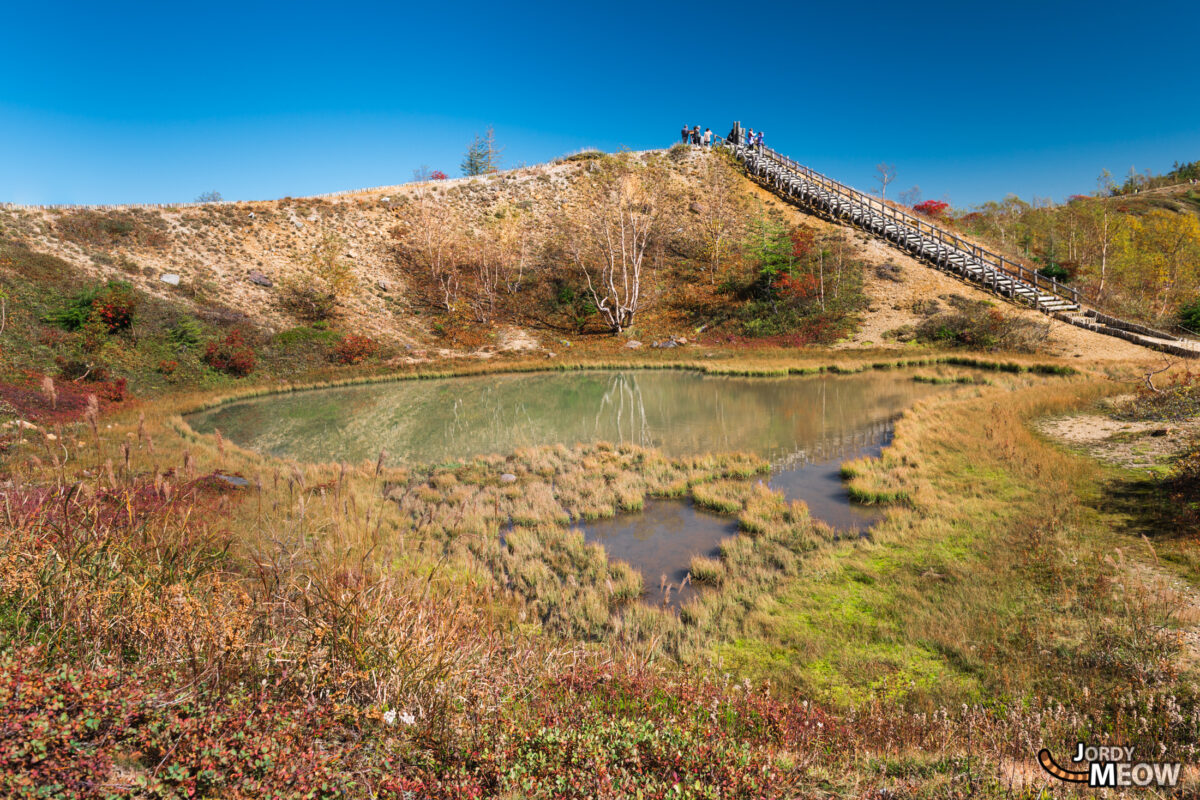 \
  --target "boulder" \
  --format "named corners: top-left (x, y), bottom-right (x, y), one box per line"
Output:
top-left (212, 473), bottom-right (250, 489)
top-left (624, 340), bottom-right (642, 349)
top-left (499, 473), bottom-right (518, 484)
top-left (159, 273), bottom-right (181, 286)
top-left (247, 270), bottom-right (273, 287)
